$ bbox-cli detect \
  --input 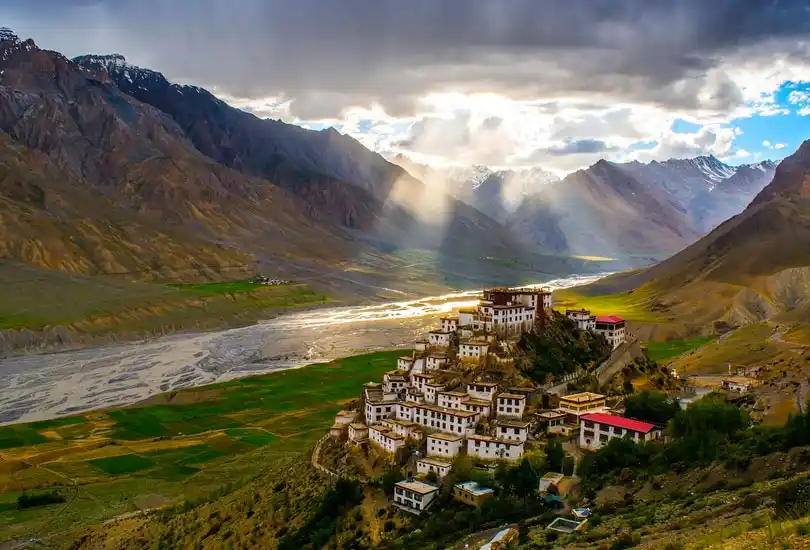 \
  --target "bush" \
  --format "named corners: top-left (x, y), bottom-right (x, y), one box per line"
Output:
top-left (17, 490), bottom-right (65, 509)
